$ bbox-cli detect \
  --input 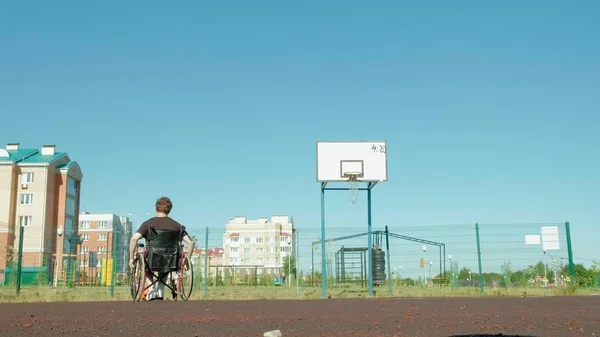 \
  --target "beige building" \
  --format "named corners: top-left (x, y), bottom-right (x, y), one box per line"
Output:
top-left (0, 143), bottom-right (83, 285)
top-left (223, 215), bottom-right (294, 275)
